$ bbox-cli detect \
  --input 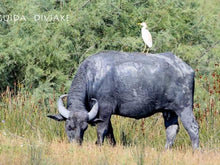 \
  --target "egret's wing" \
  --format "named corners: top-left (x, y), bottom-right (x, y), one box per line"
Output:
top-left (141, 28), bottom-right (152, 48)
